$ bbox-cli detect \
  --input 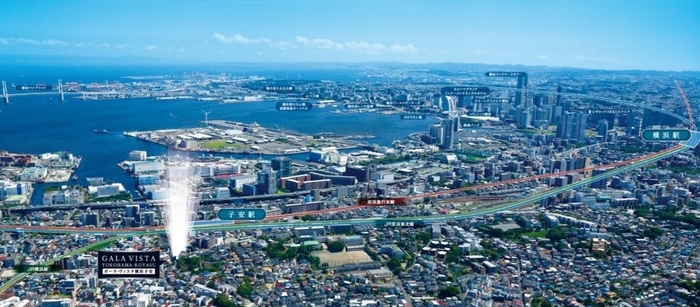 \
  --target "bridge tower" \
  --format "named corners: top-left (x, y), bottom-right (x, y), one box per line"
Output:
top-left (2, 81), bottom-right (8, 104)
top-left (58, 79), bottom-right (65, 102)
